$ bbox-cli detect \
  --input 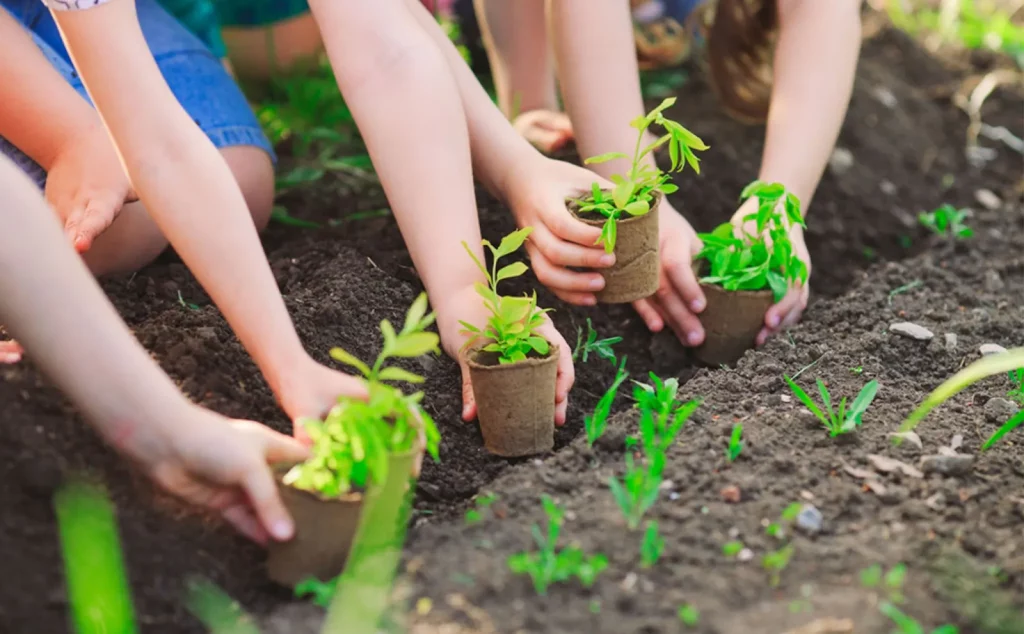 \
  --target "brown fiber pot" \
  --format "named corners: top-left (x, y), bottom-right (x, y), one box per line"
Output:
top-left (266, 449), bottom-right (421, 586)
top-left (569, 191), bottom-right (661, 304)
top-left (467, 345), bottom-right (559, 457)
top-left (692, 263), bottom-right (774, 367)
